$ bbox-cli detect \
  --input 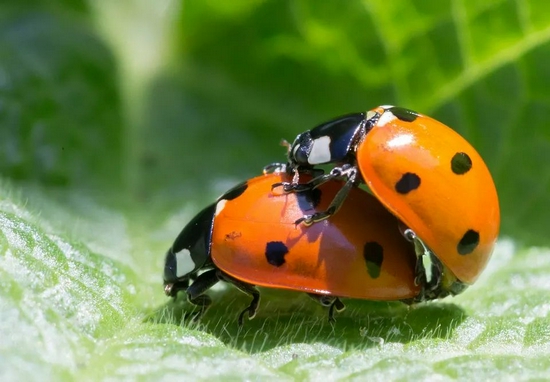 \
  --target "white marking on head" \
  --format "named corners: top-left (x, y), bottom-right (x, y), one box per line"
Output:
top-left (366, 110), bottom-right (378, 121)
top-left (387, 133), bottom-right (414, 148)
top-left (379, 104), bottom-right (394, 110)
top-left (376, 110), bottom-right (397, 127)
top-left (175, 248), bottom-right (195, 277)
top-left (308, 136), bottom-right (332, 164)
top-left (215, 199), bottom-right (227, 216)
top-left (292, 143), bottom-right (300, 157)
